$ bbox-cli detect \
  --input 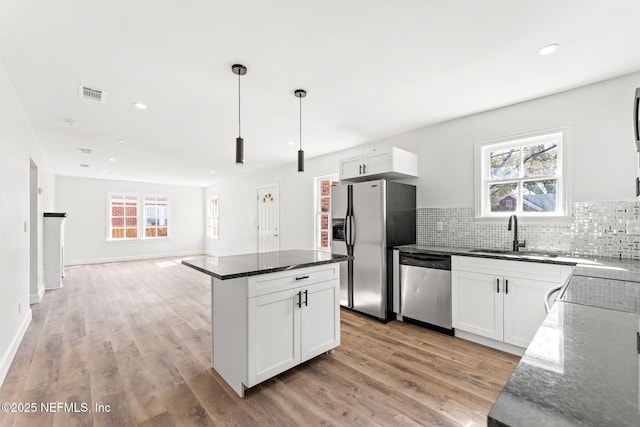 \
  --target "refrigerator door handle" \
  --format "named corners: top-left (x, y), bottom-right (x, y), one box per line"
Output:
top-left (348, 215), bottom-right (356, 245)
